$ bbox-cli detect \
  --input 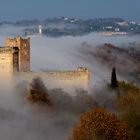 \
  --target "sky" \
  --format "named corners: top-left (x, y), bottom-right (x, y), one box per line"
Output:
top-left (0, 0), bottom-right (139, 22)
